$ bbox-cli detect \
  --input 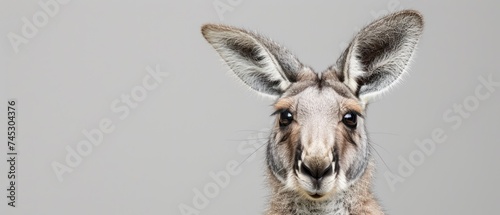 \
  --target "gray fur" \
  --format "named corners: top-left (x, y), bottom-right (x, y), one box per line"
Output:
top-left (335, 10), bottom-right (424, 102)
top-left (201, 24), bottom-right (304, 96)
top-left (202, 10), bottom-right (423, 215)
